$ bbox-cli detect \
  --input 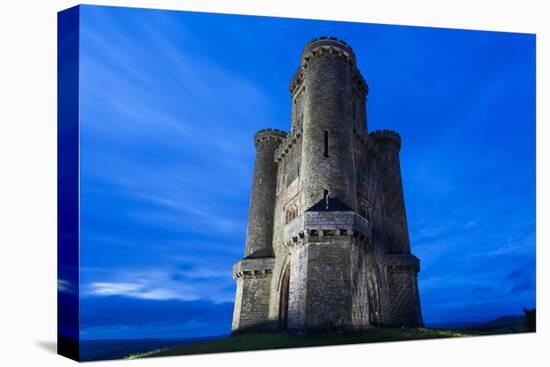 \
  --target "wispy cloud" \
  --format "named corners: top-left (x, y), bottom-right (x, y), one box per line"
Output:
top-left (58, 279), bottom-right (76, 294)
top-left (91, 282), bottom-right (144, 296)
top-left (128, 191), bottom-right (247, 235)
top-left (487, 233), bottom-right (535, 256)
top-left (83, 266), bottom-right (235, 304)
